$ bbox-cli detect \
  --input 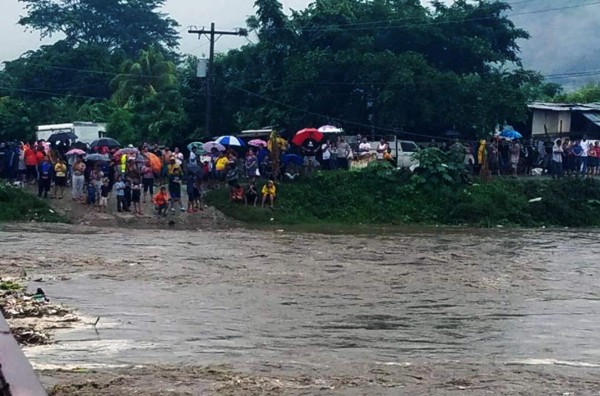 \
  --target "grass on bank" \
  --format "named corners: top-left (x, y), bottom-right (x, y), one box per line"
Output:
top-left (206, 165), bottom-right (600, 228)
top-left (0, 182), bottom-right (66, 223)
